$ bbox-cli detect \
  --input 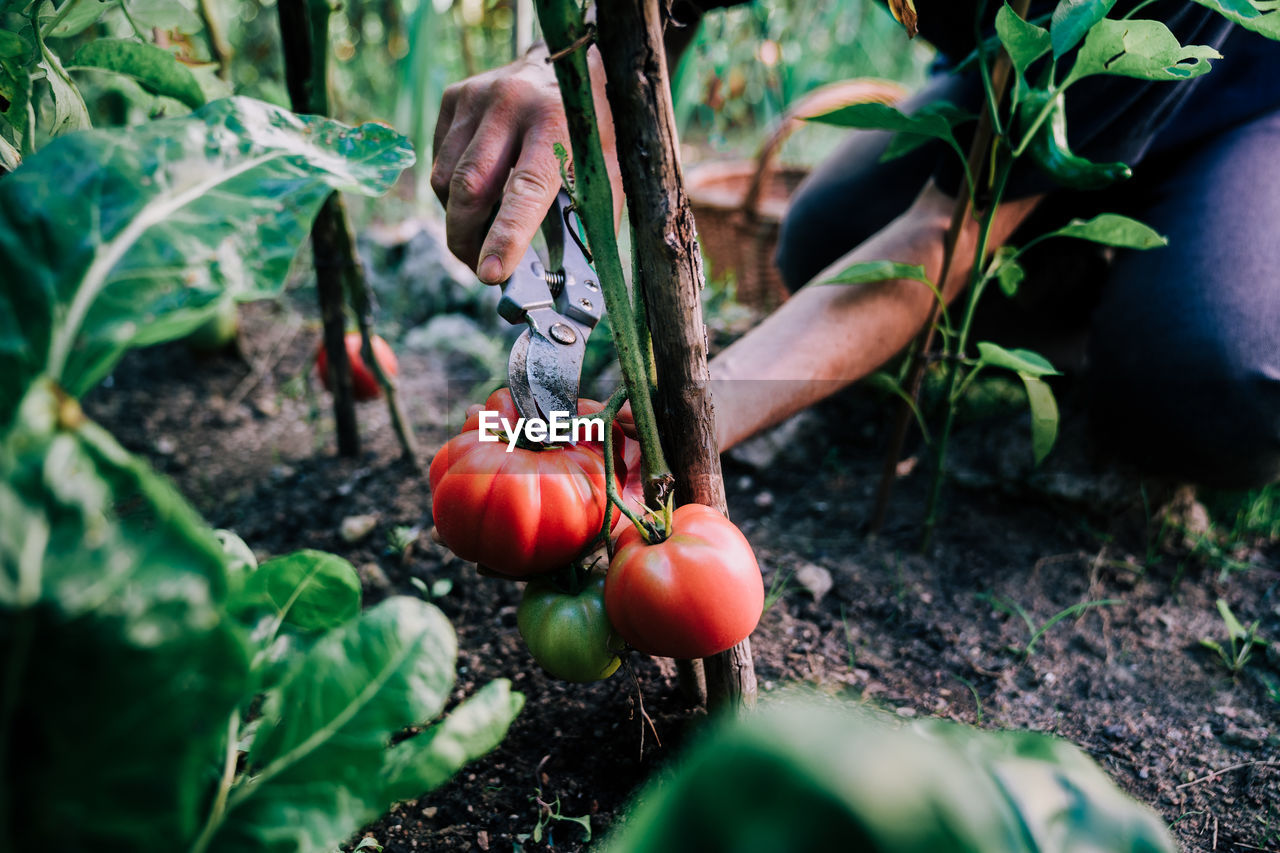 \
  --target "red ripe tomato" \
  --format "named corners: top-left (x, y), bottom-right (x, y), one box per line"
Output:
top-left (315, 332), bottom-right (398, 402)
top-left (606, 504), bottom-right (763, 659)
top-left (428, 388), bottom-right (620, 577)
